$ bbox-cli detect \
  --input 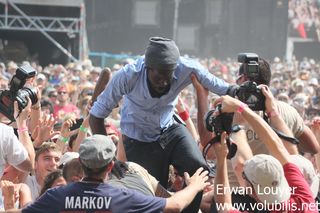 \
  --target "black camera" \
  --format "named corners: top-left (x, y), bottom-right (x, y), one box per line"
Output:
top-left (0, 65), bottom-right (38, 121)
top-left (204, 104), bottom-right (237, 159)
top-left (238, 53), bottom-right (259, 80)
top-left (236, 81), bottom-right (265, 111)
top-left (228, 53), bottom-right (265, 111)
top-left (204, 104), bottom-right (234, 135)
